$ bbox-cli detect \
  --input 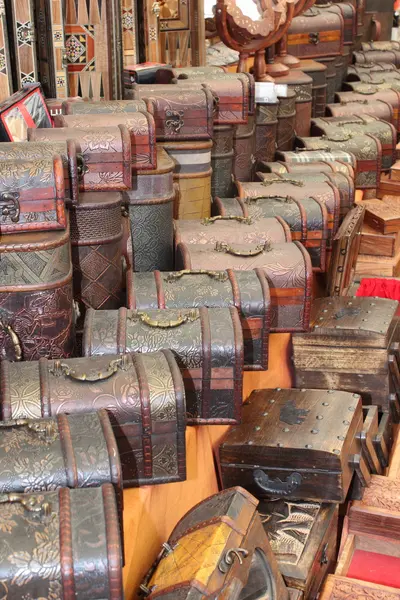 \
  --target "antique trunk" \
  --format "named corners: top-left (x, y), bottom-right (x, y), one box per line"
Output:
top-left (211, 124), bottom-right (235, 199)
top-left (287, 7), bottom-right (344, 59)
top-left (295, 133), bottom-right (382, 189)
top-left (360, 0), bottom-right (396, 45)
top-left (320, 576), bottom-right (400, 600)
top-left (134, 87), bottom-right (214, 141)
top-left (125, 147), bottom-right (174, 271)
top-left (140, 487), bottom-right (289, 600)
top-left (56, 111), bottom-right (157, 171)
top-left (235, 180), bottom-right (340, 250)
top-left (254, 100), bottom-right (278, 164)
top-left (316, 57), bottom-right (336, 104)
top-left (233, 116), bottom-right (255, 182)
top-left (0, 410), bottom-right (122, 502)
top-left (0, 155), bottom-right (66, 234)
top-left (326, 99), bottom-right (394, 127)
top-left (327, 2), bottom-right (356, 46)
top-left (175, 241), bottom-right (313, 333)
top-left (335, 88), bottom-right (400, 132)
top-left (7, 0), bottom-right (38, 89)
top-left (0, 220), bottom-right (74, 362)
top-left (69, 192), bottom-right (124, 312)
top-left (0, 84), bottom-right (52, 141)
top-left (160, 140), bottom-right (212, 219)
top-left (259, 160), bottom-right (355, 178)
top-left (292, 296), bottom-right (400, 411)
top-left (214, 195), bottom-right (328, 273)
top-left (126, 269), bottom-right (271, 371)
top-left (63, 98), bottom-right (149, 114)
top-left (276, 149), bottom-right (357, 170)
top-left (271, 71), bottom-right (313, 138)
top-left (35, 0), bottom-right (68, 100)
top-left (311, 115), bottom-right (397, 171)
top-left (0, 351), bottom-right (186, 487)
top-left (219, 388), bottom-right (364, 503)
top-left (0, 485), bottom-right (123, 599)
top-left (293, 60), bottom-right (327, 118)
top-left (347, 63), bottom-right (398, 82)
top-left (276, 89), bottom-right (296, 151)
top-left (360, 223), bottom-right (400, 258)
top-left (259, 499), bottom-right (338, 599)
top-left (354, 49), bottom-right (400, 67)
top-left (83, 306), bottom-right (243, 425)
top-left (257, 167), bottom-right (355, 217)
top-left (29, 125), bottom-right (132, 192)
